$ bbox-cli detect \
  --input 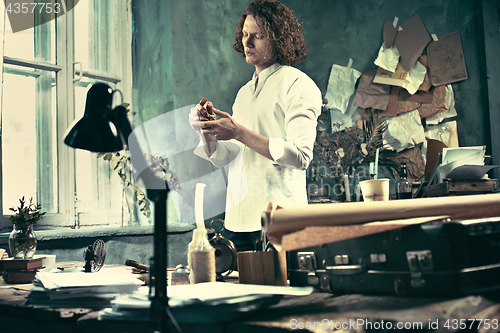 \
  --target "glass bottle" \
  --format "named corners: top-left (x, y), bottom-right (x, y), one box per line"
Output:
top-left (396, 162), bottom-right (412, 199)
